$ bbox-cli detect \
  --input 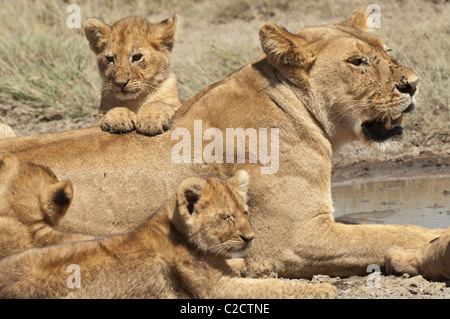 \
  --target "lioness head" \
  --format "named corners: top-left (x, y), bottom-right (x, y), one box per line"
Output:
top-left (84, 15), bottom-right (178, 100)
top-left (259, 10), bottom-right (418, 150)
top-left (0, 151), bottom-right (73, 227)
top-left (175, 170), bottom-right (255, 258)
